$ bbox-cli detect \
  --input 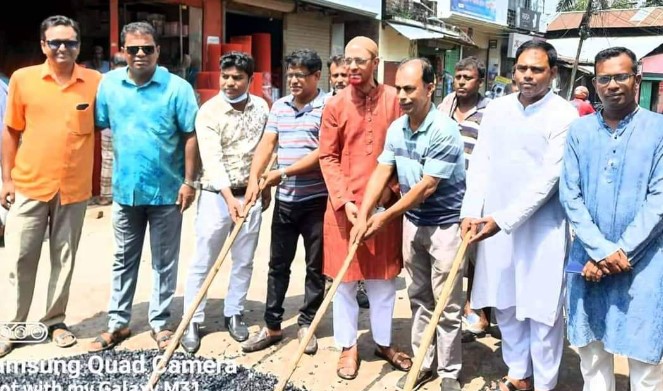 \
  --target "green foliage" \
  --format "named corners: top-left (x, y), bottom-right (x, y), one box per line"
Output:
top-left (556, 0), bottom-right (625, 12)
